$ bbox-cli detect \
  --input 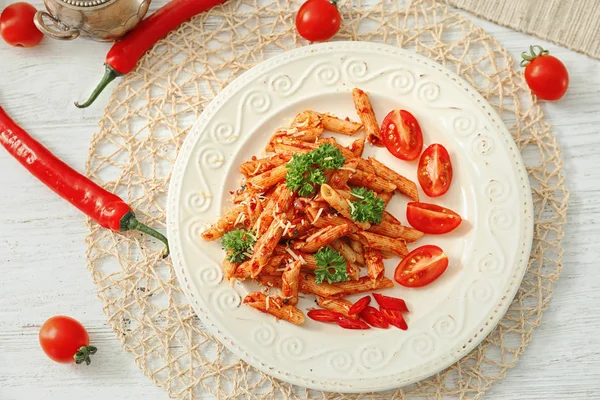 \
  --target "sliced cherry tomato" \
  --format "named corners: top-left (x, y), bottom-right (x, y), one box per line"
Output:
top-left (394, 245), bottom-right (449, 288)
top-left (337, 317), bottom-right (370, 330)
top-left (380, 308), bottom-right (408, 330)
top-left (418, 144), bottom-right (453, 197)
top-left (348, 295), bottom-right (371, 315)
top-left (295, 0), bottom-right (341, 42)
top-left (0, 2), bottom-right (43, 48)
top-left (307, 309), bottom-right (345, 323)
top-left (372, 293), bottom-right (409, 313)
top-left (359, 306), bottom-right (389, 329)
top-left (381, 109), bottom-right (423, 161)
top-left (522, 45), bottom-right (568, 101)
top-left (39, 316), bottom-right (97, 365)
top-left (406, 202), bottom-right (462, 234)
